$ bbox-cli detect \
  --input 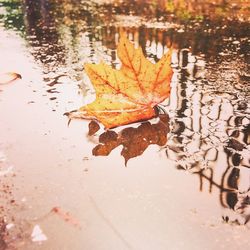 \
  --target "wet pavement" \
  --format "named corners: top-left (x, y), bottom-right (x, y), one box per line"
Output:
top-left (0, 1), bottom-right (250, 249)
